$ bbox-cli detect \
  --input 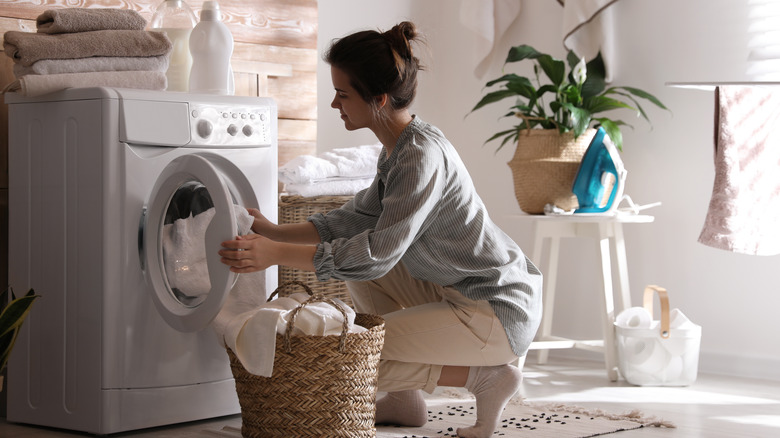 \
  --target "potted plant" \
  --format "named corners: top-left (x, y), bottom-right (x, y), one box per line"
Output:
top-left (1, 287), bottom-right (39, 392)
top-left (470, 45), bottom-right (668, 213)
